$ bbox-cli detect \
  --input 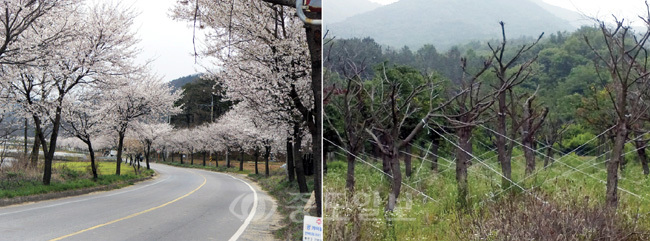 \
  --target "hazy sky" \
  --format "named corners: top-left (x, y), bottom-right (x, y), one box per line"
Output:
top-left (125, 0), bottom-right (644, 83)
top-left (367, 0), bottom-right (642, 21)
top-left (129, 0), bottom-right (200, 83)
